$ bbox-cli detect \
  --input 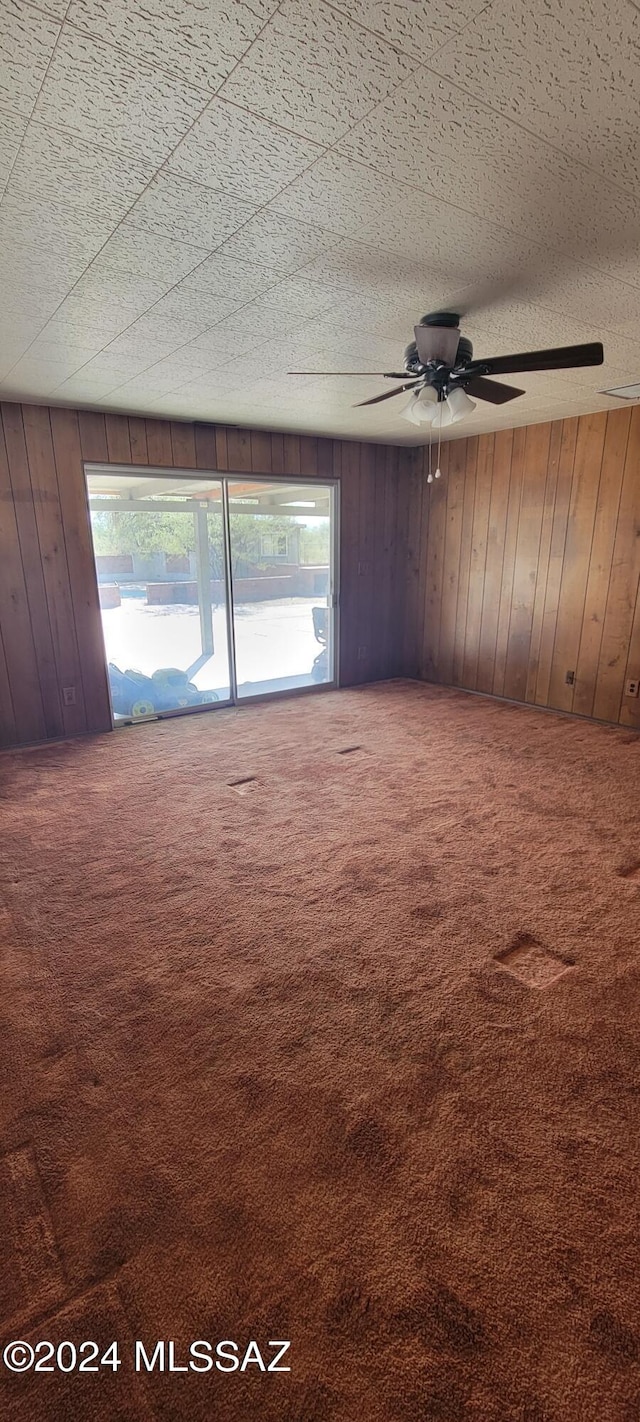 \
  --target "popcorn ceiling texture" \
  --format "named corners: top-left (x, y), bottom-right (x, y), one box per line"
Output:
top-left (1, 0), bottom-right (639, 437)
top-left (1, 681), bottom-right (640, 1419)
